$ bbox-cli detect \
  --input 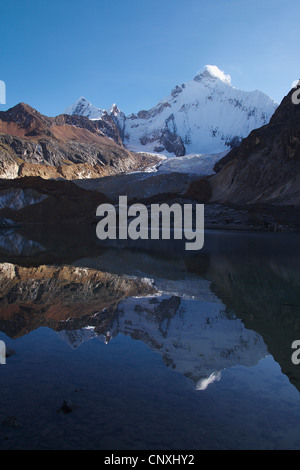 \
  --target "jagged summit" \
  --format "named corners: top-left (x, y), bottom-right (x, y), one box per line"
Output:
top-left (64, 97), bottom-right (106, 120)
top-left (107, 103), bottom-right (120, 114)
